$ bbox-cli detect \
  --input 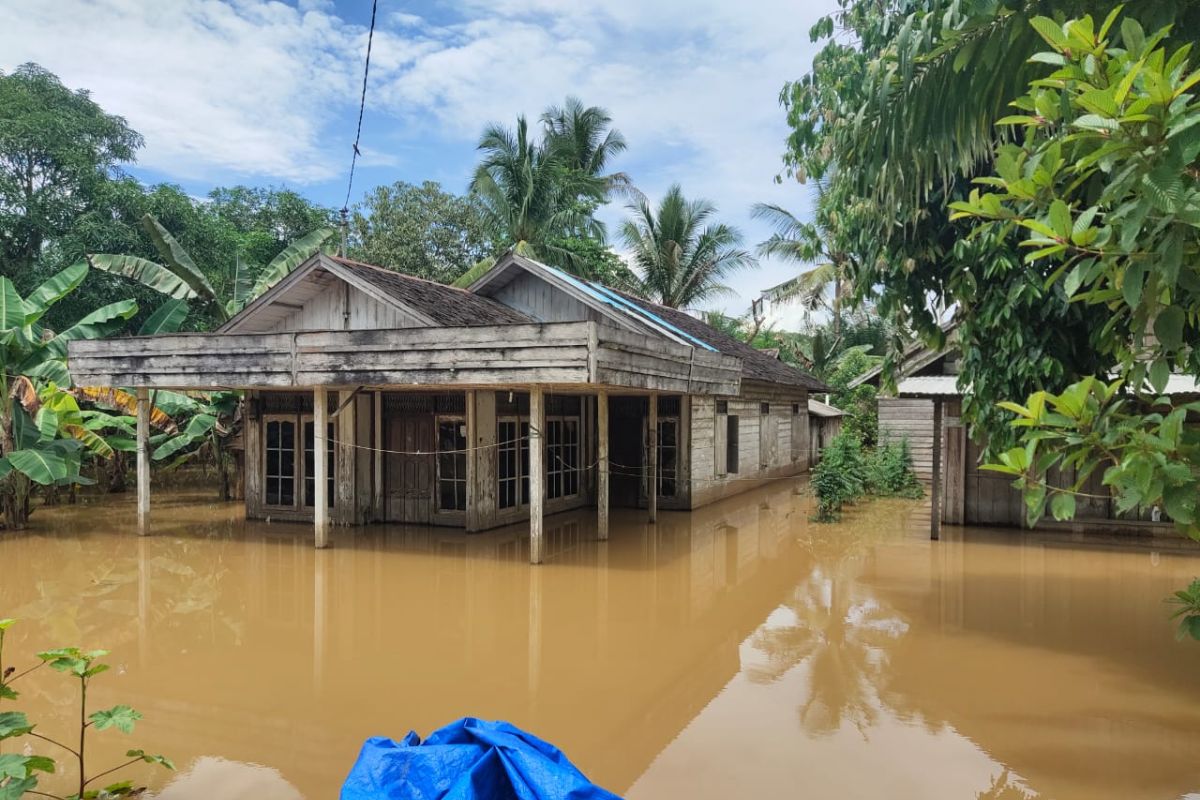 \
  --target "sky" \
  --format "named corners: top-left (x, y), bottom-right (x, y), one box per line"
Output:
top-left (1, 0), bottom-right (839, 327)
